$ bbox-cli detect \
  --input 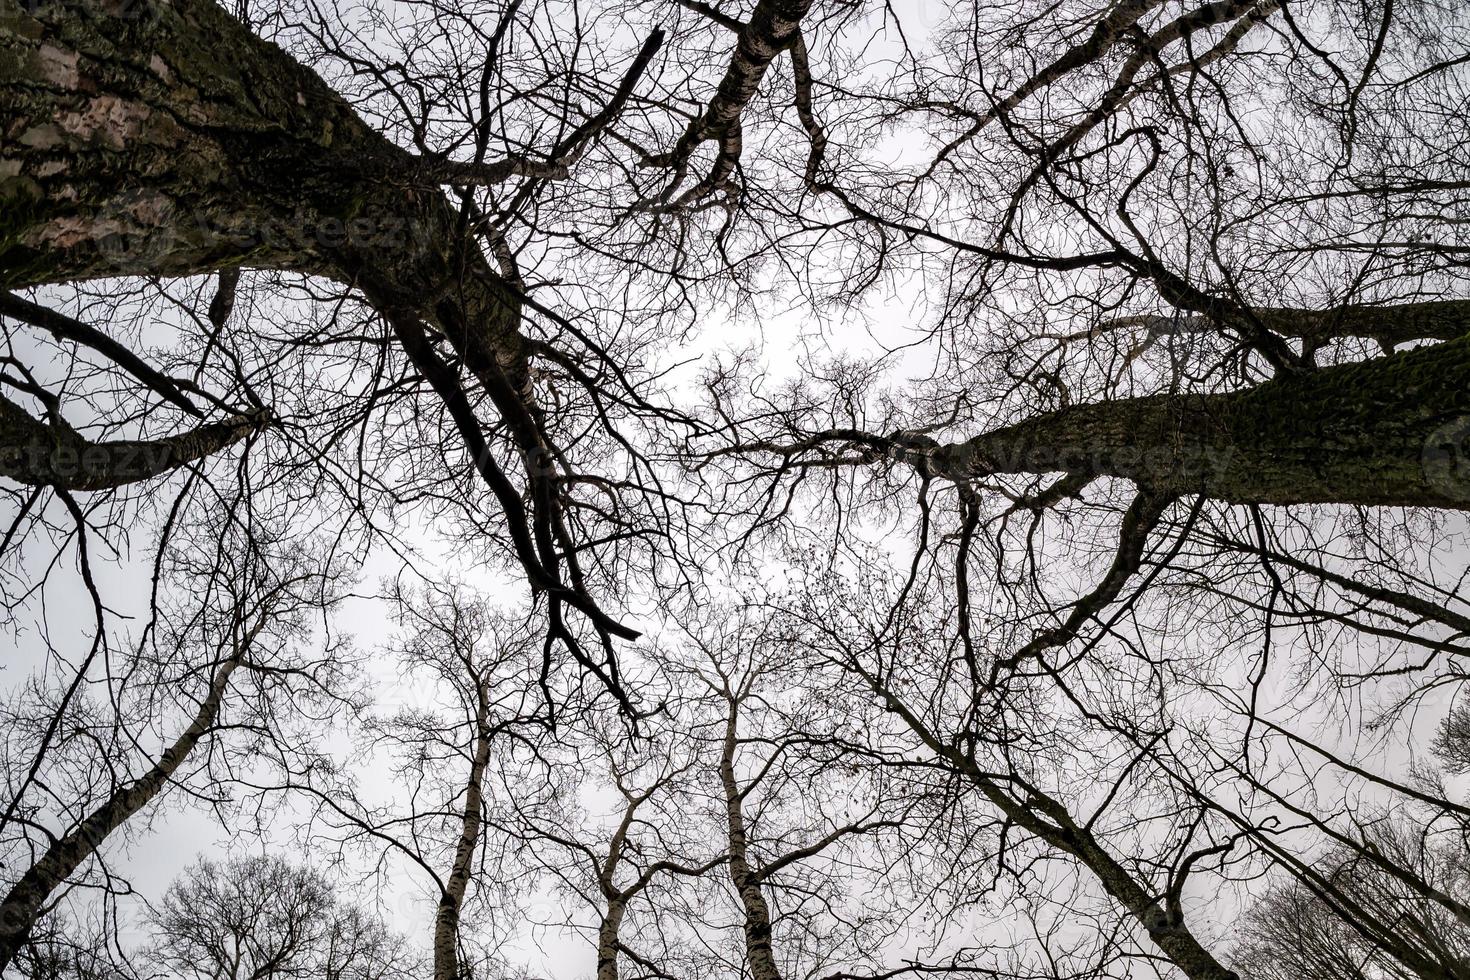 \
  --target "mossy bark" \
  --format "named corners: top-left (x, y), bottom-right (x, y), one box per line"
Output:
top-left (1, 0), bottom-right (636, 635)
